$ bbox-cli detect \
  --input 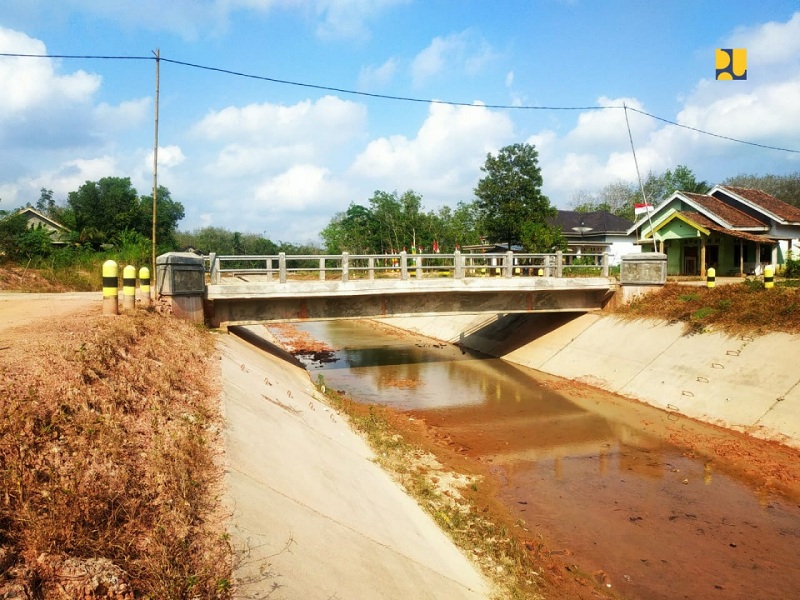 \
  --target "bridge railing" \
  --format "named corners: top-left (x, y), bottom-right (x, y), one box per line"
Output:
top-left (208, 250), bottom-right (609, 284)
